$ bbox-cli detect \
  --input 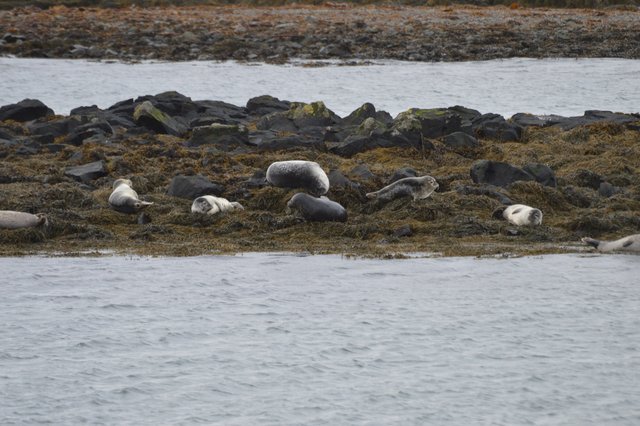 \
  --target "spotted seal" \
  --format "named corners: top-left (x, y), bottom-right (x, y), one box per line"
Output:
top-left (493, 204), bottom-right (543, 226)
top-left (366, 175), bottom-right (439, 203)
top-left (582, 234), bottom-right (640, 252)
top-left (286, 193), bottom-right (347, 222)
top-left (266, 160), bottom-right (329, 196)
top-left (0, 211), bottom-right (48, 229)
top-left (191, 195), bottom-right (244, 215)
top-left (108, 178), bottom-right (153, 214)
